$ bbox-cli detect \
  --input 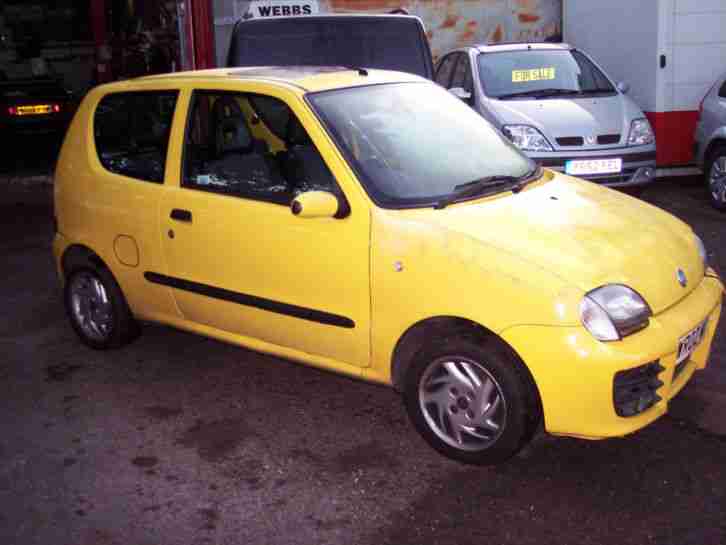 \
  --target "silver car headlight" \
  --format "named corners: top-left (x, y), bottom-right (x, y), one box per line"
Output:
top-left (694, 234), bottom-right (707, 267)
top-left (580, 284), bottom-right (652, 341)
top-left (627, 118), bottom-right (654, 146)
top-left (502, 125), bottom-right (553, 152)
